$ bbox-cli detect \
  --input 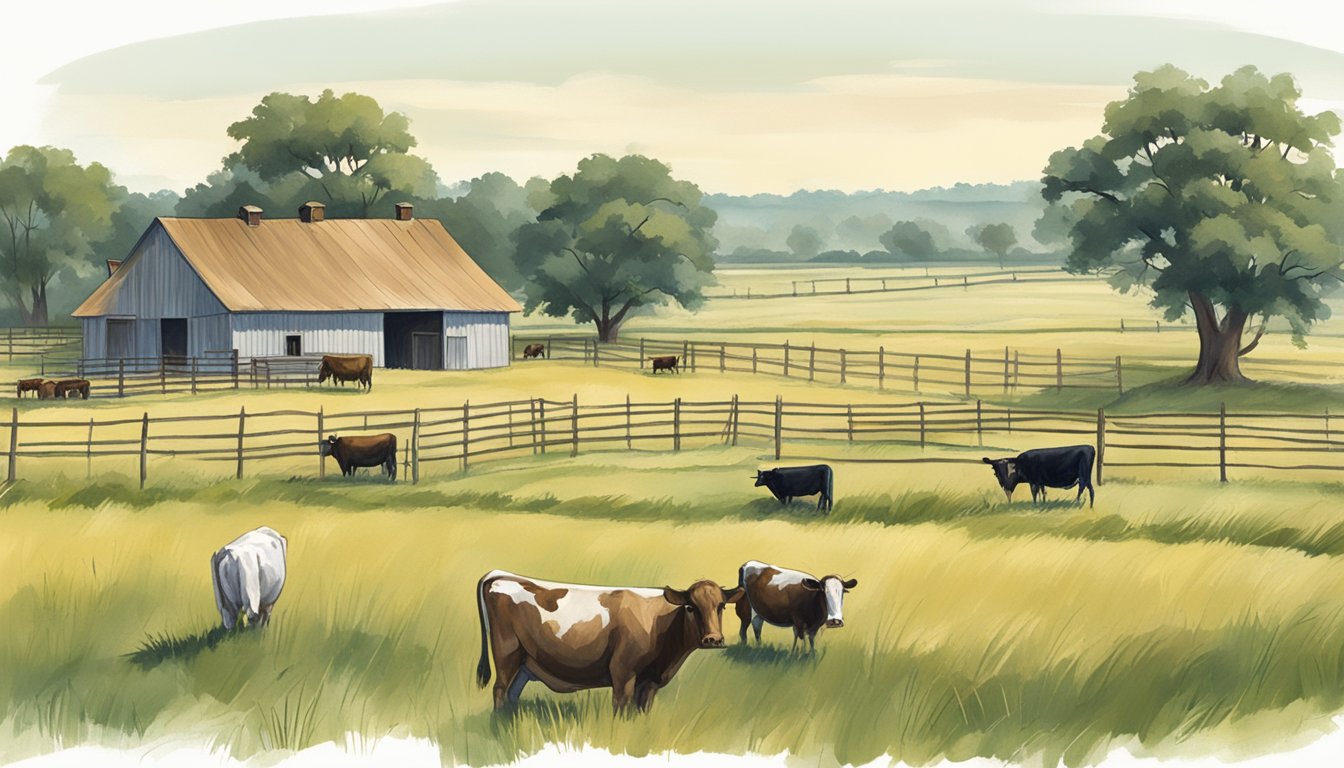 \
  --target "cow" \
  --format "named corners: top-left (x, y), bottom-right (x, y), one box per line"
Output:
top-left (210, 526), bottom-right (287, 630)
top-left (320, 433), bottom-right (397, 481)
top-left (982, 444), bottom-right (1096, 507)
top-left (36, 380), bottom-right (59, 400)
top-left (649, 356), bottom-right (679, 374)
top-left (54, 378), bottom-right (90, 399)
top-left (317, 354), bottom-right (373, 391)
top-left (754, 465), bottom-right (834, 512)
top-left (735, 560), bottom-right (857, 652)
top-left (475, 570), bottom-right (743, 713)
top-left (16, 378), bottom-right (42, 398)
top-left (522, 343), bottom-right (546, 359)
